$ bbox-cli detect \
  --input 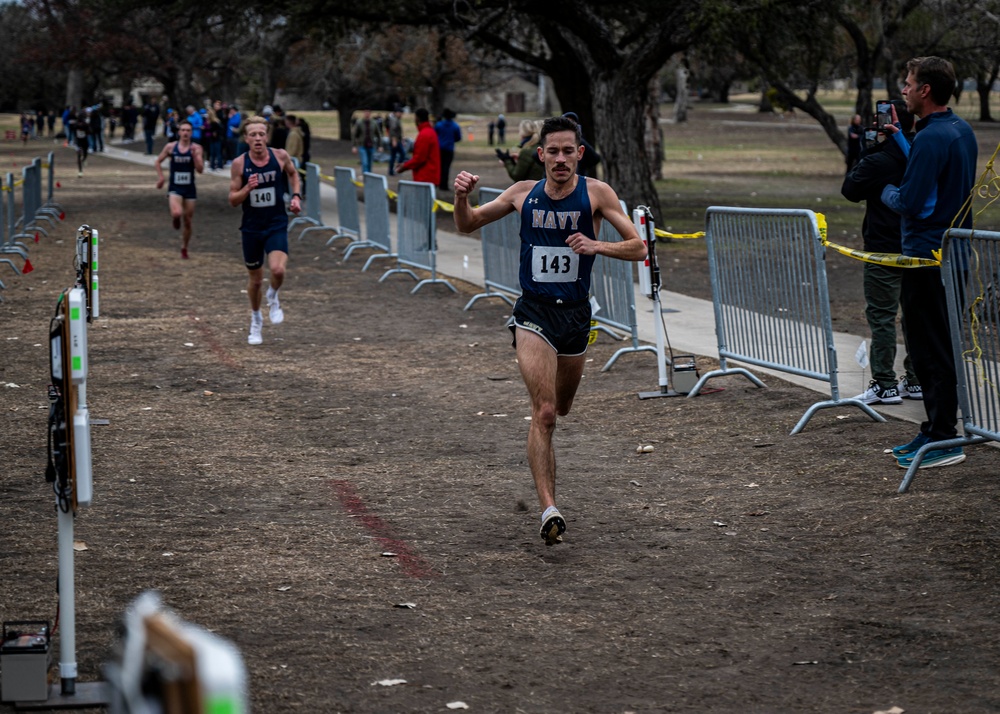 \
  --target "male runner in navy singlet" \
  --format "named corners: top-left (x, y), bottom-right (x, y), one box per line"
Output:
top-left (453, 115), bottom-right (646, 545)
top-left (155, 119), bottom-right (204, 259)
top-left (228, 115), bottom-right (301, 345)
